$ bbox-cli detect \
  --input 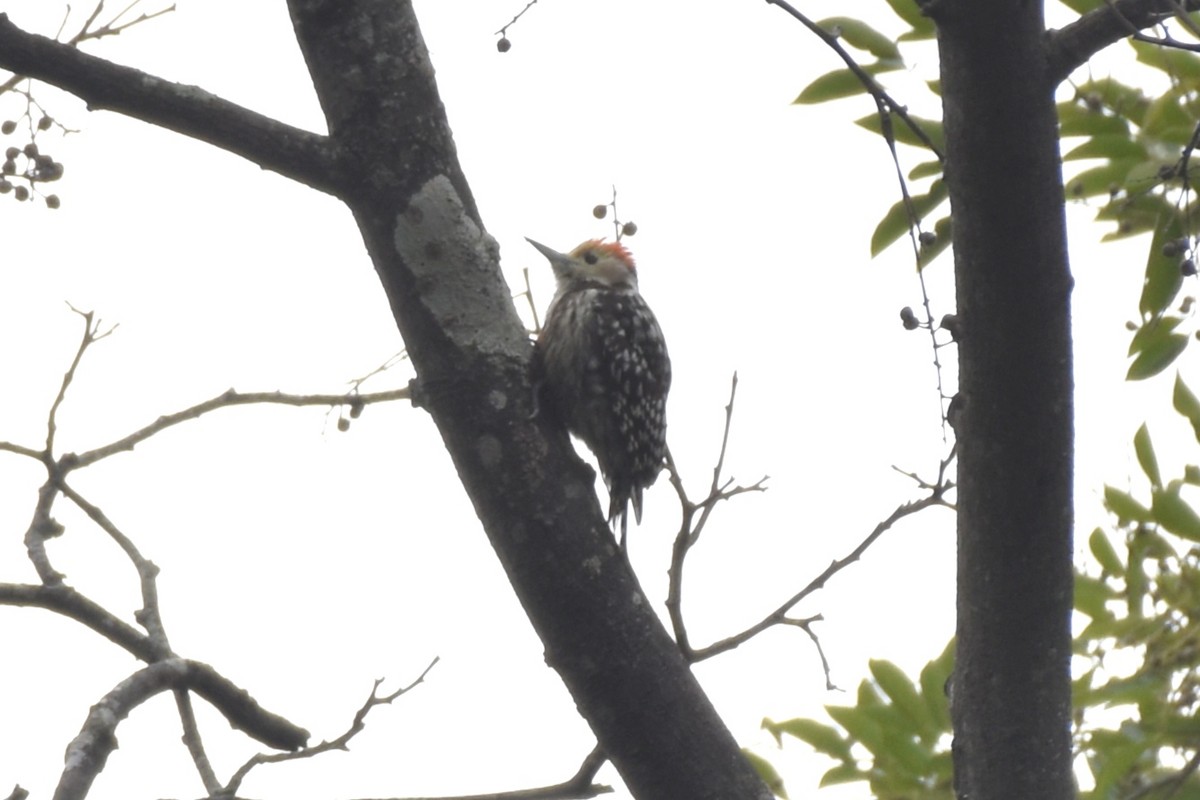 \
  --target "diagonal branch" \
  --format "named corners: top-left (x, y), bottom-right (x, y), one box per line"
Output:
top-left (55, 658), bottom-right (310, 800)
top-left (1047, 0), bottom-right (1200, 84)
top-left (0, 13), bottom-right (344, 196)
top-left (689, 485), bottom-right (953, 662)
top-left (0, 582), bottom-right (158, 661)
